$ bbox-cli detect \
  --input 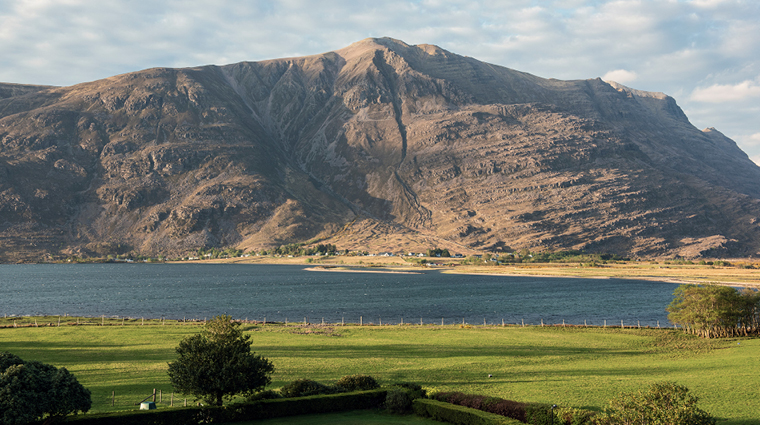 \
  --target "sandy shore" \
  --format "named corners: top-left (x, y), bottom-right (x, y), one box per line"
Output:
top-left (178, 256), bottom-right (760, 288)
top-left (305, 266), bottom-right (422, 275)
